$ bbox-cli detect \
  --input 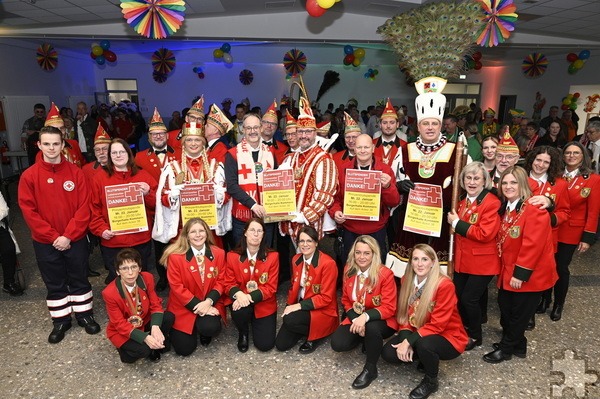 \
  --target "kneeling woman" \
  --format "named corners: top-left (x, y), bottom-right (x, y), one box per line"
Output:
top-left (382, 244), bottom-right (467, 399)
top-left (161, 218), bottom-right (226, 356)
top-left (330, 236), bottom-right (398, 389)
top-left (276, 226), bottom-right (338, 354)
top-left (224, 218), bottom-right (279, 352)
top-left (102, 248), bottom-right (174, 363)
